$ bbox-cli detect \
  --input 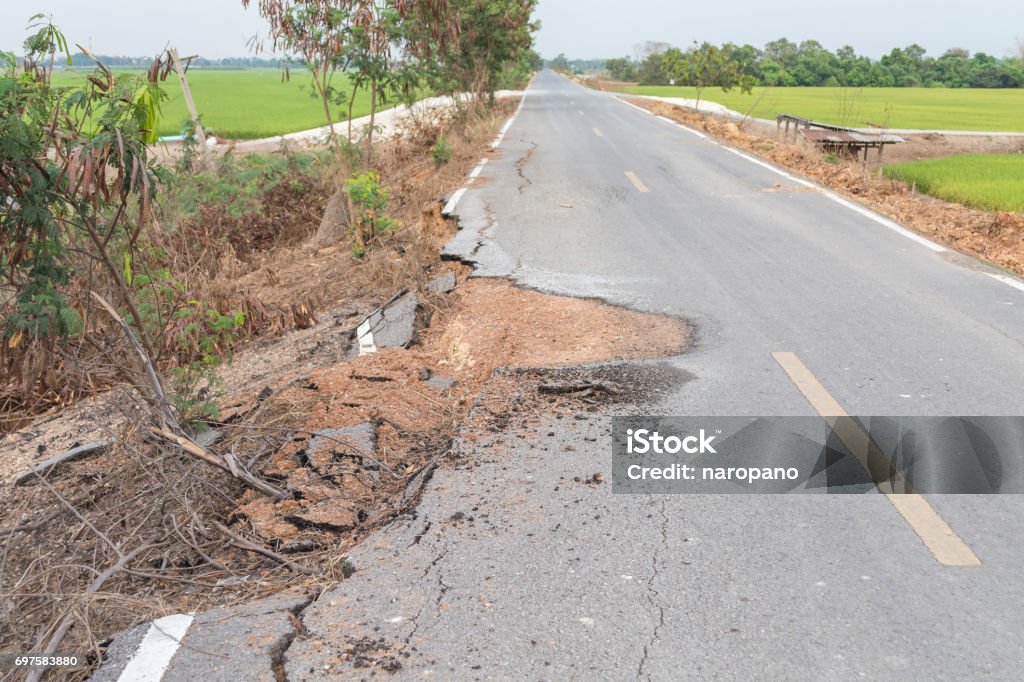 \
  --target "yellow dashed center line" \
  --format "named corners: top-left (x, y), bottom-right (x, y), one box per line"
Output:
top-left (625, 171), bottom-right (650, 193)
top-left (593, 127), bottom-right (603, 137)
top-left (772, 351), bottom-right (981, 567)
